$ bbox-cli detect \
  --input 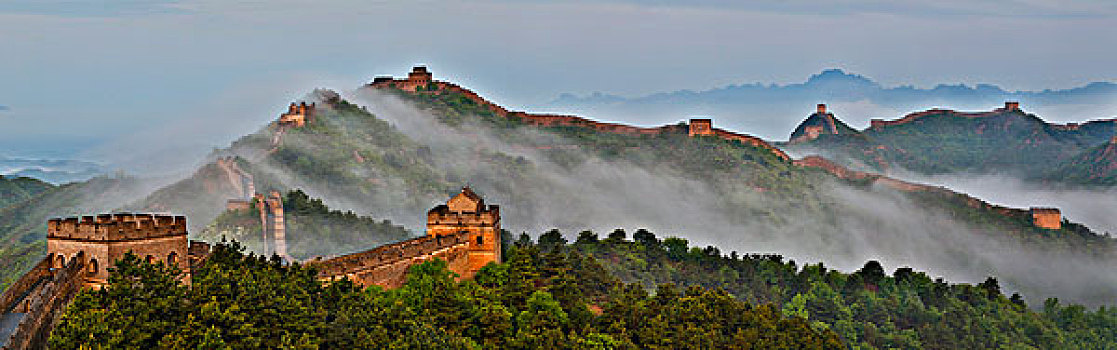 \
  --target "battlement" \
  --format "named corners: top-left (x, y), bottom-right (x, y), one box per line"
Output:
top-left (47, 213), bottom-right (187, 241)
